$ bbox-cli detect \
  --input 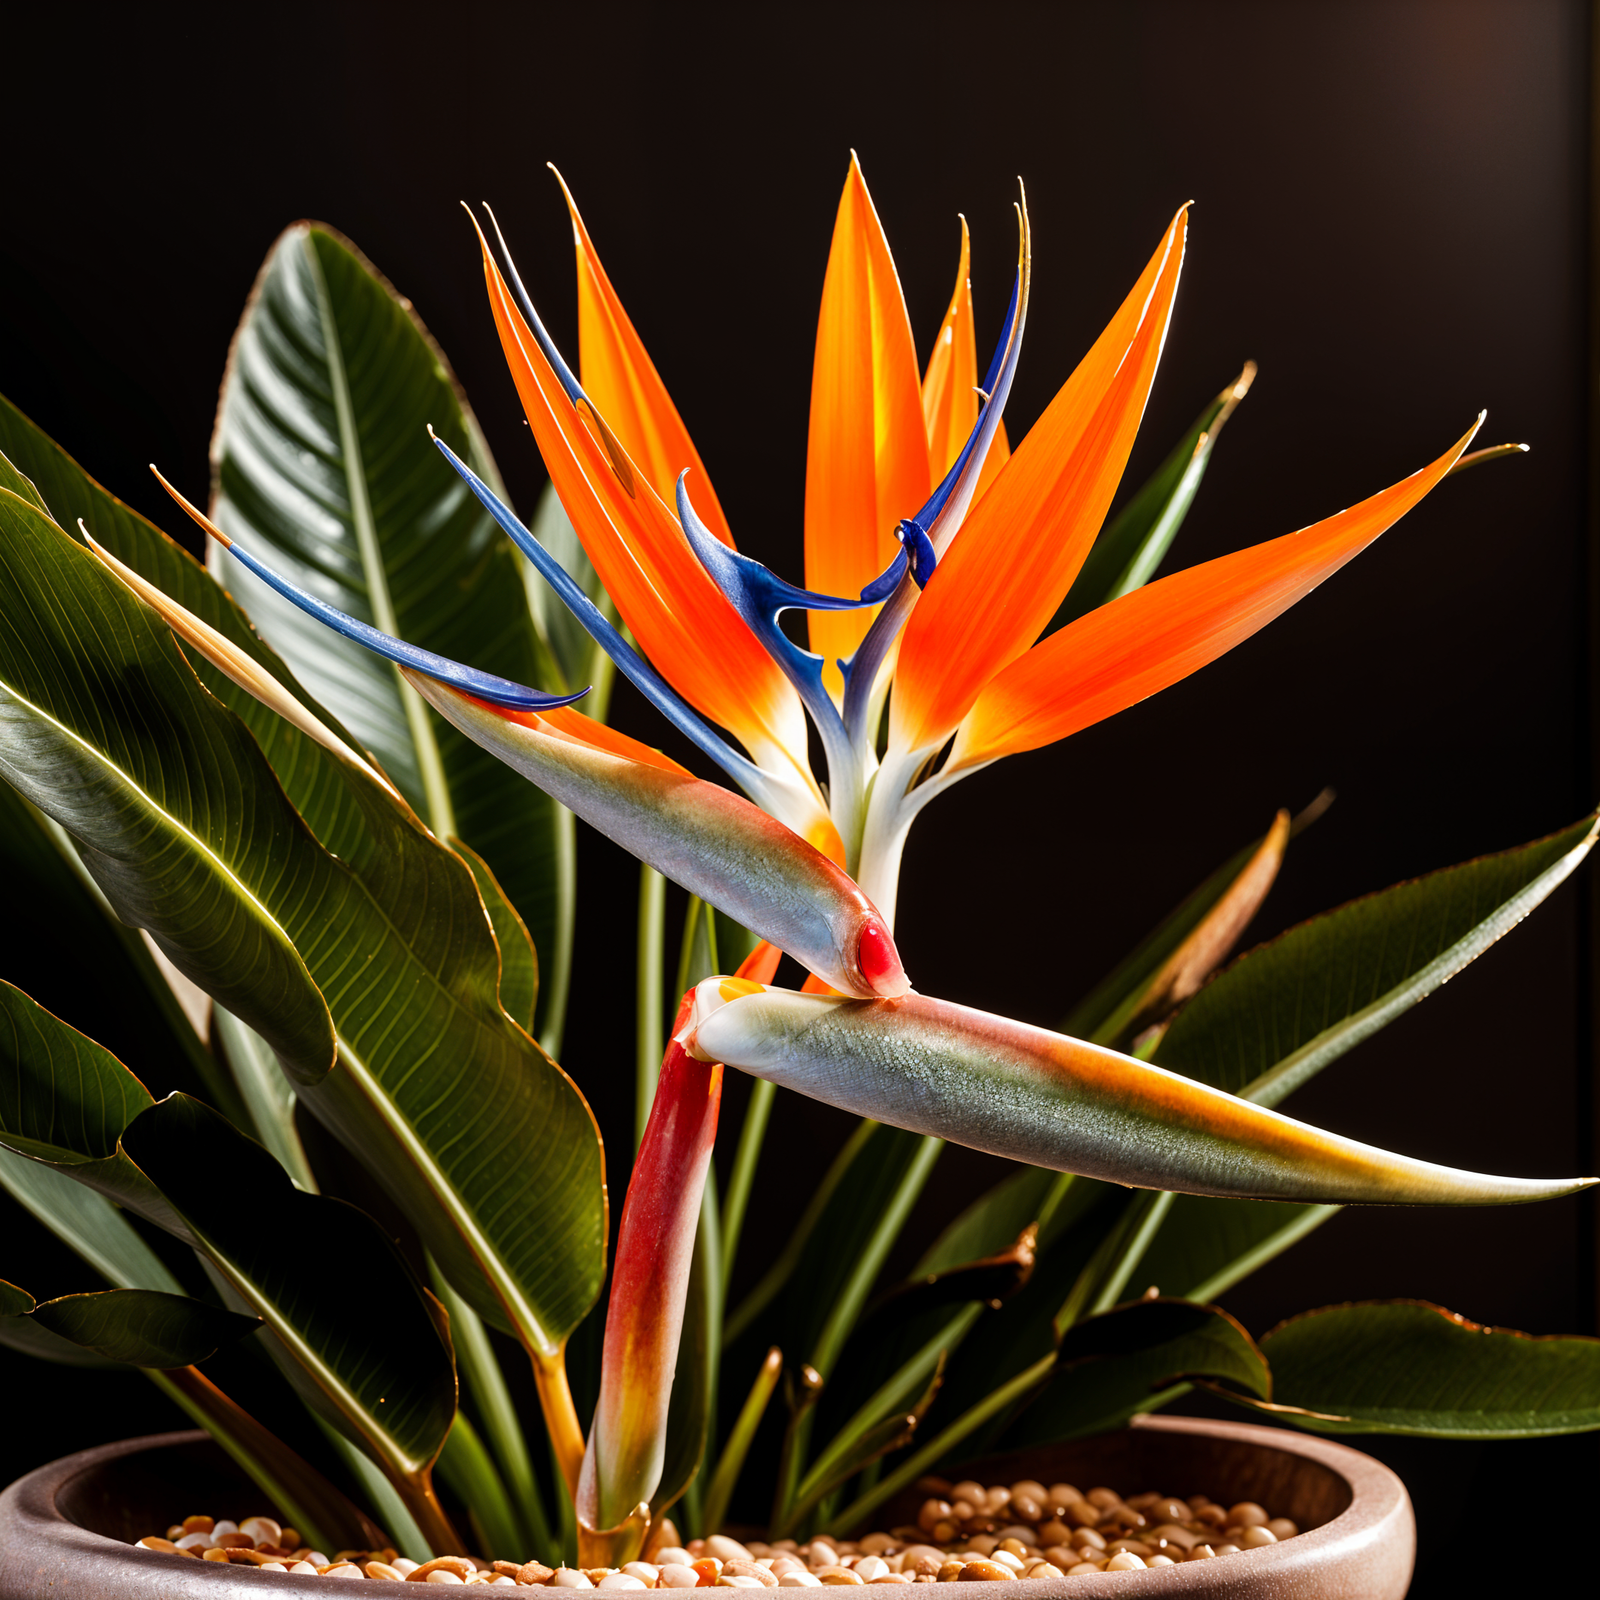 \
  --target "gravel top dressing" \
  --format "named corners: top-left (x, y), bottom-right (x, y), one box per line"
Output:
top-left (130, 1476), bottom-right (1302, 1582)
